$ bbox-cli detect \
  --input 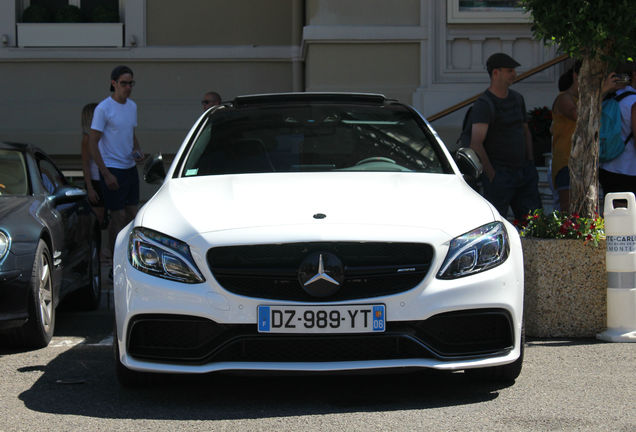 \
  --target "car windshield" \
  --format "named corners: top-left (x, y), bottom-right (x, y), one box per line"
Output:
top-left (0, 149), bottom-right (28, 195)
top-left (179, 102), bottom-right (451, 176)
